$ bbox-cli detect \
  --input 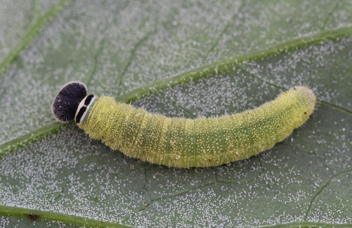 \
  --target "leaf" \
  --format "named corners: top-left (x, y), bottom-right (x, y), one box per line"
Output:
top-left (0, 0), bottom-right (352, 227)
